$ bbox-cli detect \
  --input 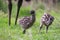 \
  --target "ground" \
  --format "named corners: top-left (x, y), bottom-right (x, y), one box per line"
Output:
top-left (0, 8), bottom-right (60, 40)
